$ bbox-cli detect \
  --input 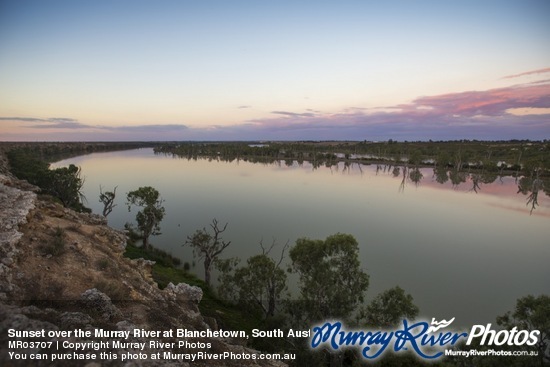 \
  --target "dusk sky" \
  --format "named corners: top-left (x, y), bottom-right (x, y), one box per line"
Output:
top-left (1, 0), bottom-right (549, 141)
